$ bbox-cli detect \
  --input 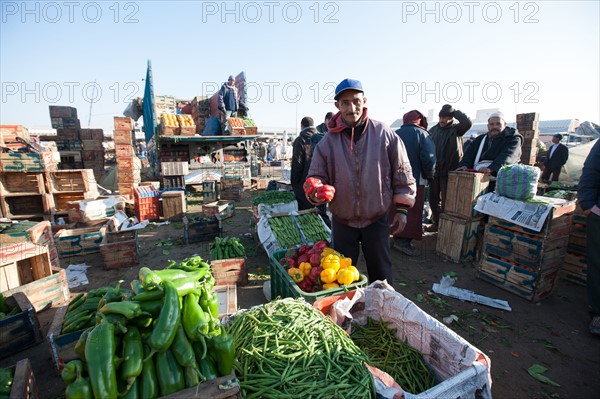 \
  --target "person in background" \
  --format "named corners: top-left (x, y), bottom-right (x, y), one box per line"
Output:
top-left (311, 112), bottom-right (334, 154)
top-left (463, 132), bottom-right (477, 153)
top-left (427, 104), bottom-right (472, 232)
top-left (577, 138), bottom-right (600, 336)
top-left (291, 117), bottom-right (317, 210)
top-left (457, 112), bottom-right (523, 190)
top-left (218, 75), bottom-right (247, 131)
top-left (307, 78), bottom-right (416, 284)
top-left (541, 133), bottom-right (569, 183)
top-left (389, 110), bottom-right (436, 256)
